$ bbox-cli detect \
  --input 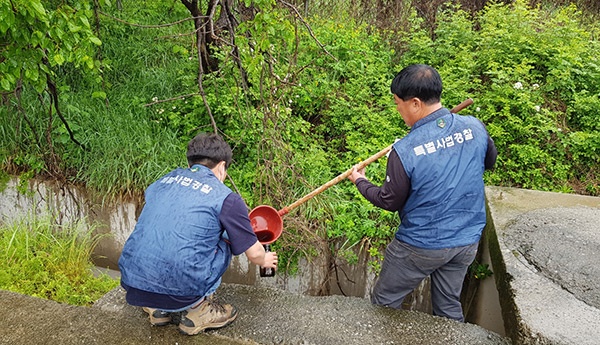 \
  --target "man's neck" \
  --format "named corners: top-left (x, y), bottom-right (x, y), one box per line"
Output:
top-left (412, 102), bottom-right (442, 125)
